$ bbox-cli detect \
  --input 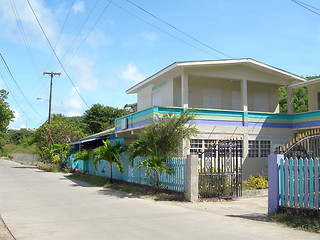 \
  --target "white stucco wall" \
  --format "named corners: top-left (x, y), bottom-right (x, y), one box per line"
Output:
top-left (137, 85), bottom-right (152, 111)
